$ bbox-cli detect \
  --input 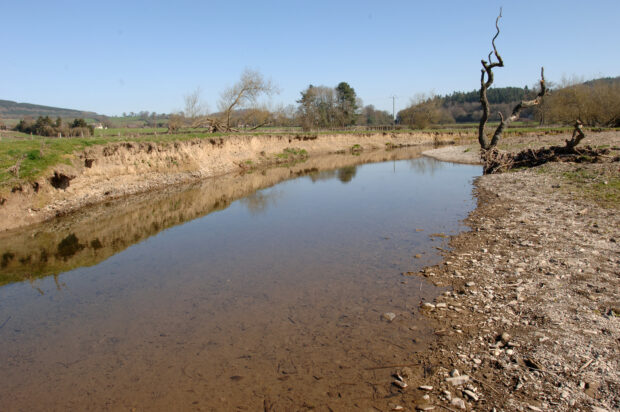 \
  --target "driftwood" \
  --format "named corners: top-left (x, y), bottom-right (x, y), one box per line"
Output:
top-left (482, 122), bottom-right (610, 174)
top-left (477, 10), bottom-right (608, 174)
top-left (478, 9), bottom-right (548, 151)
